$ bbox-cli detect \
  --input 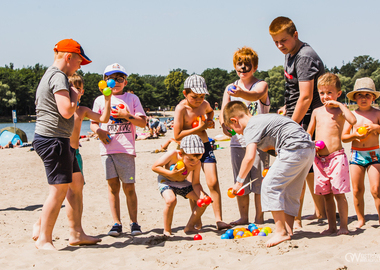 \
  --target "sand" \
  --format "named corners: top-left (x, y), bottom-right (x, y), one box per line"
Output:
top-left (0, 113), bottom-right (379, 269)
